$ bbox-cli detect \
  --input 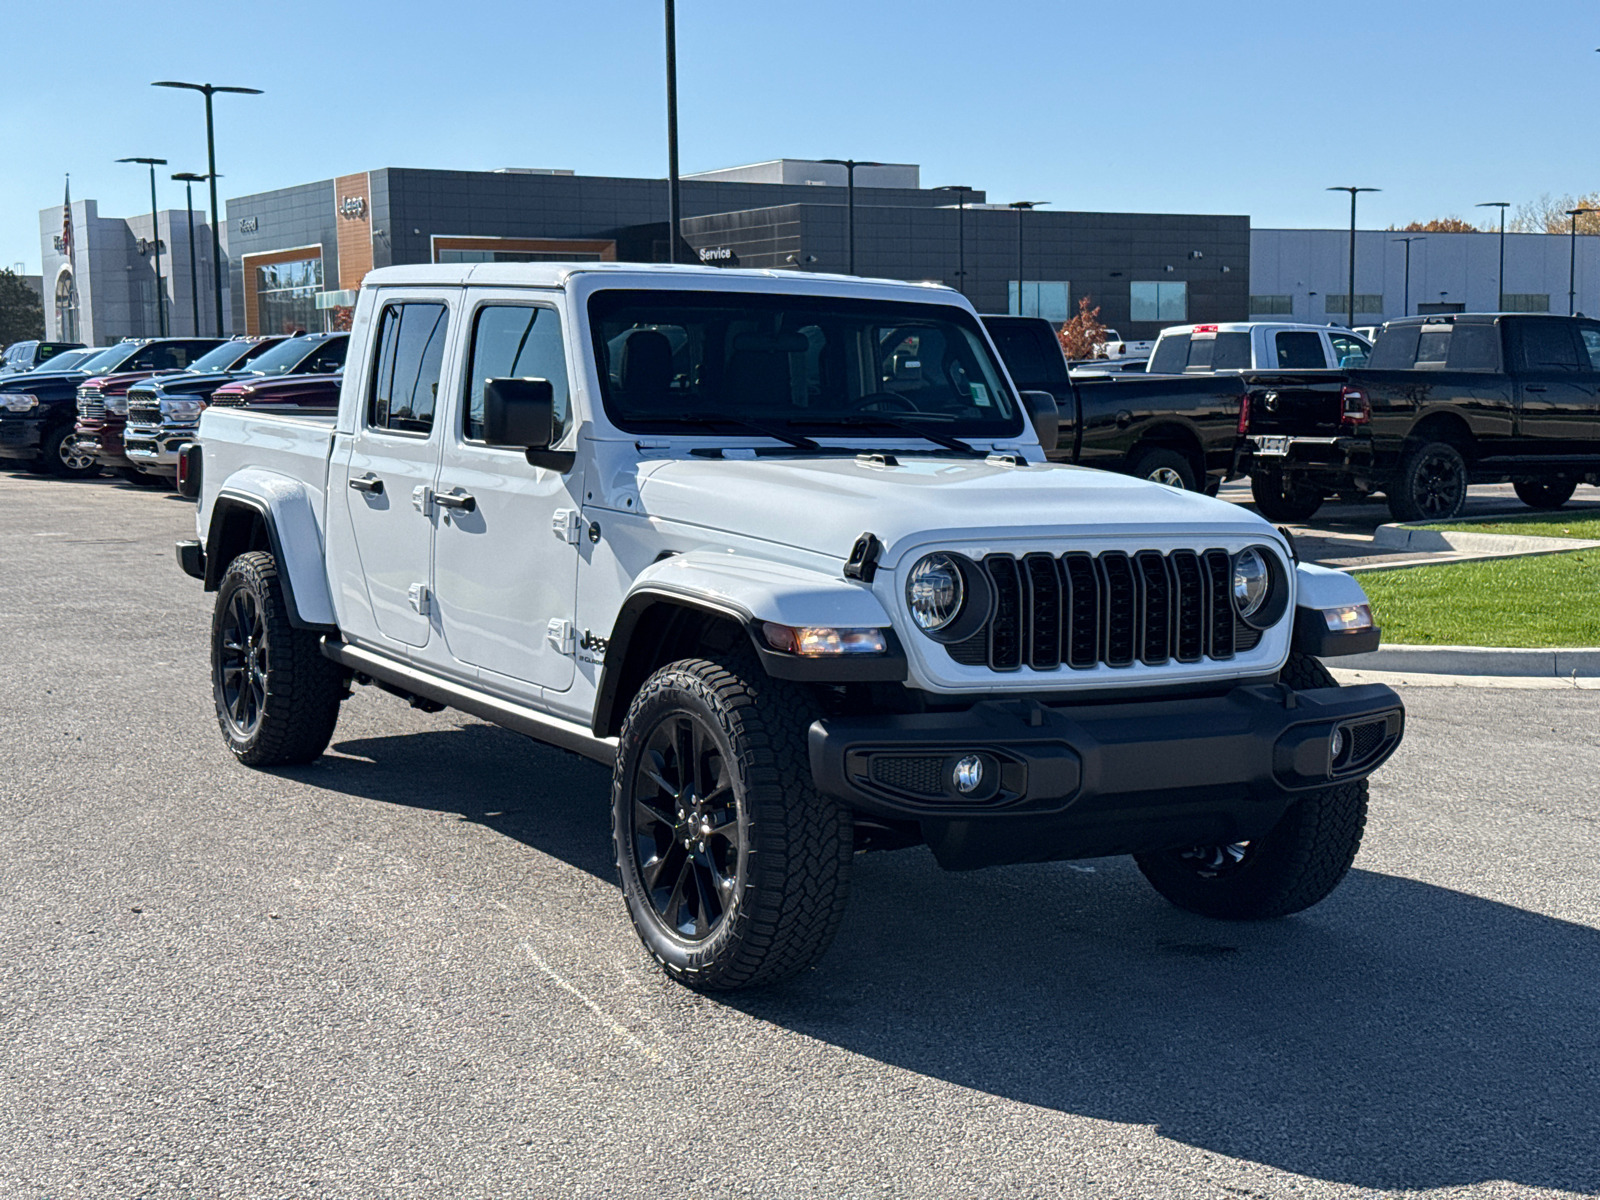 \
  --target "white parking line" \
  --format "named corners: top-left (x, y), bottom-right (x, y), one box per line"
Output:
top-left (519, 940), bottom-right (665, 1064)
